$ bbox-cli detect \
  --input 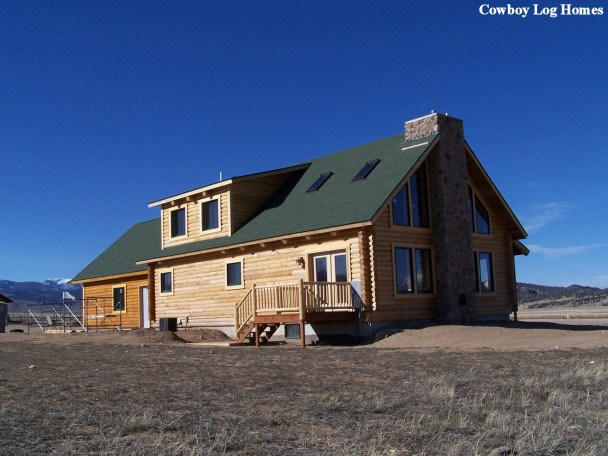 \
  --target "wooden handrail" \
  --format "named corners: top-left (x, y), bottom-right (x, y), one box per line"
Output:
top-left (234, 281), bottom-right (356, 337)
